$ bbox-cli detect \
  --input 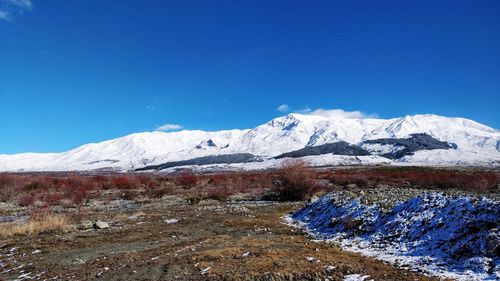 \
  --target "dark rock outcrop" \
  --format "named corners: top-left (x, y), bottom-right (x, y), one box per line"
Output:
top-left (136, 153), bottom-right (260, 171)
top-left (274, 141), bottom-right (371, 159)
top-left (364, 133), bottom-right (456, 159)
